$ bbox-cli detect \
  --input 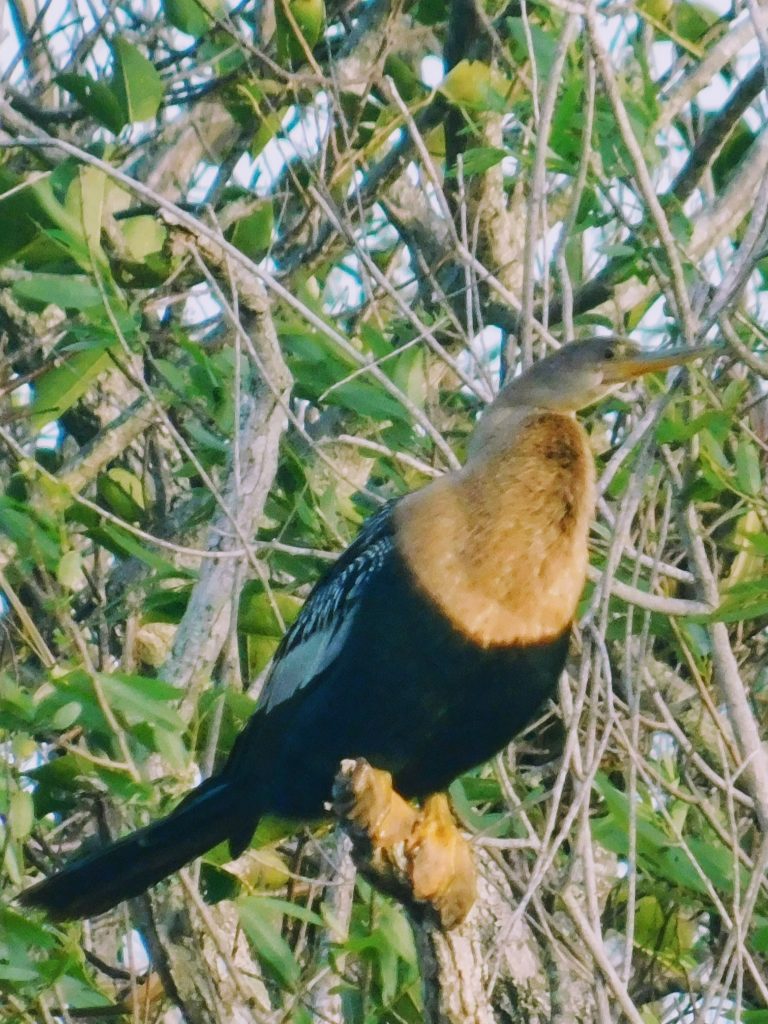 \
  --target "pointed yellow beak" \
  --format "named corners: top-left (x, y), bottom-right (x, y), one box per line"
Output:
top-left (607, 341), bottom-right (719, 384)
